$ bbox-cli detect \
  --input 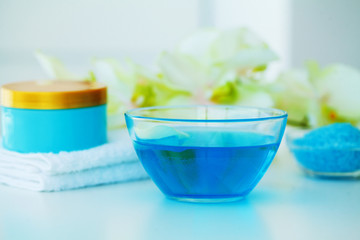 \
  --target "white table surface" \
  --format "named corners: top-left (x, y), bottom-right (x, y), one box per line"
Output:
top-left (0, 149), bottom-right (359, 240)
